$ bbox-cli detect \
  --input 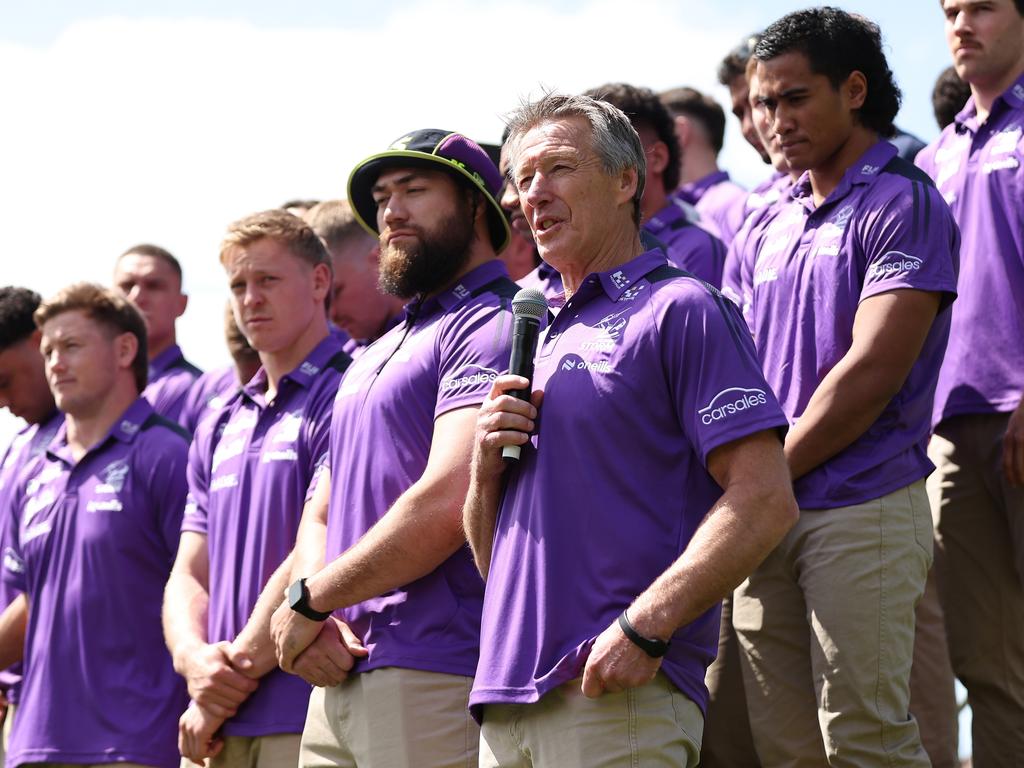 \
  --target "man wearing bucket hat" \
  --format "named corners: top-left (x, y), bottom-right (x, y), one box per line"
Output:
top-left (270, 129), bottom-right (517, 768)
